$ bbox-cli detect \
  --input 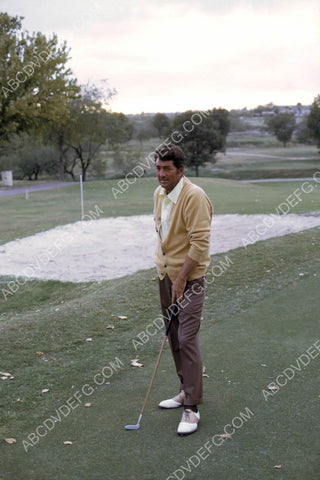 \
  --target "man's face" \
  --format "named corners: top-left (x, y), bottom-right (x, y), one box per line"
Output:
top-left (156, 159), bottom-right (184, 194)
